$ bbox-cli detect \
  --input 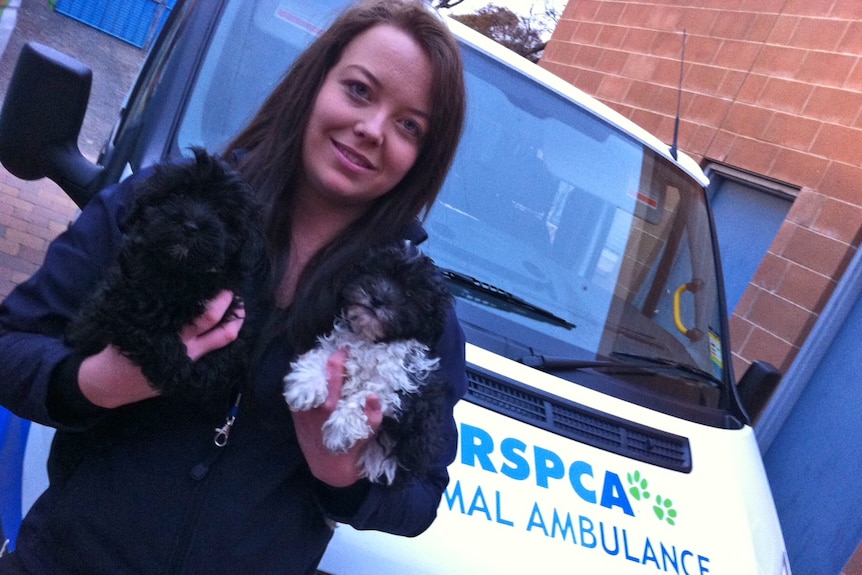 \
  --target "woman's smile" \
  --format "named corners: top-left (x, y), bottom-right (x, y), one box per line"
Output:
top-left (332, 139), bottom-right (375, 171)
top-left (299, 23), bottom-right (433, 211)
